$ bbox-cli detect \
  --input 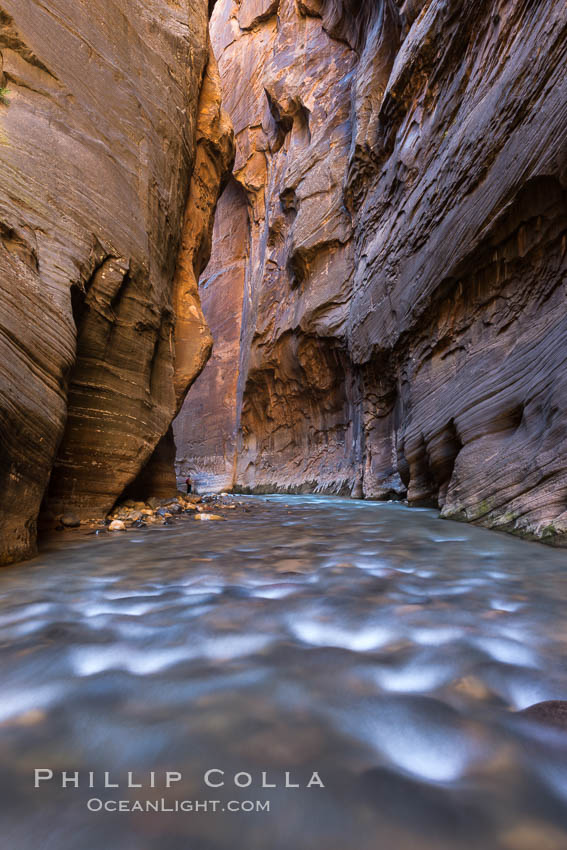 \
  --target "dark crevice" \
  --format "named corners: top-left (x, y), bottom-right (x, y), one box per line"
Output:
top-left (433, 418), bottom-right (463, 507)
top-left (0, 222), bottom-right (38, 271)
top-left (0, 9), bottom-right (58, 79)
top-left (265, 90), bottom-right (311, 152)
